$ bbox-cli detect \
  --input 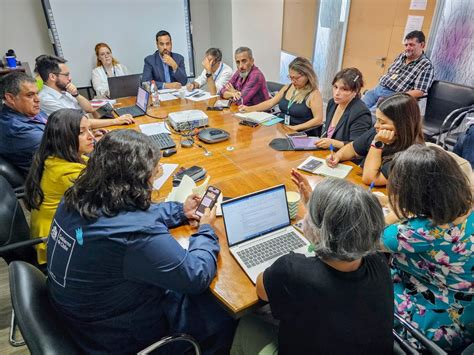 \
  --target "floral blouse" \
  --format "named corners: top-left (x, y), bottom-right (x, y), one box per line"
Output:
top-left (382, 212), bottom-right (474, 351)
